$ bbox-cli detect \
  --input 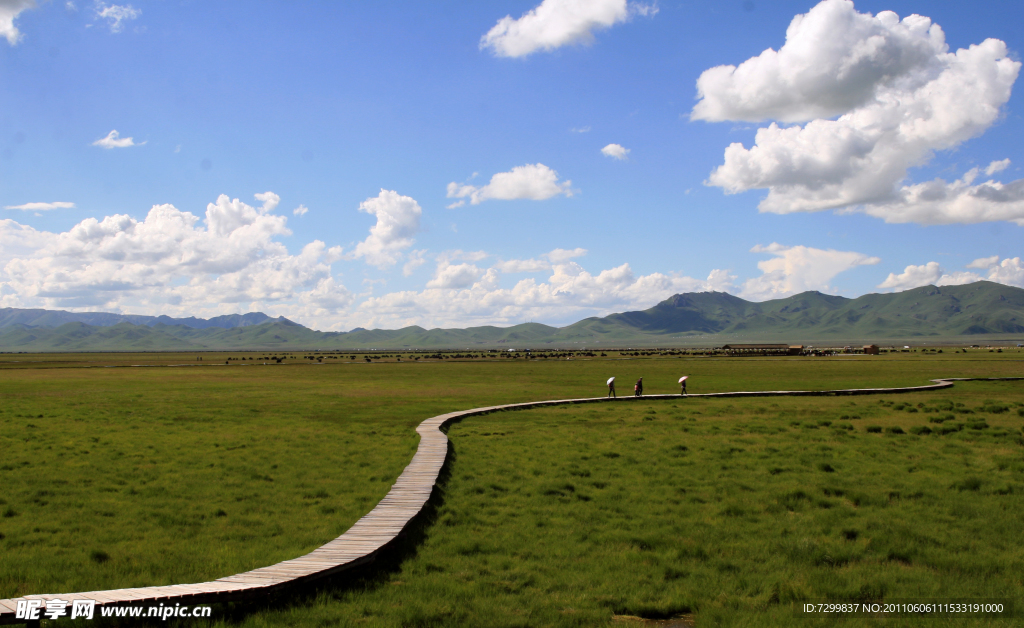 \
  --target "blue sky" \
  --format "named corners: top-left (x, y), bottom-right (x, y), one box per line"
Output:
top-left (1, 0), bottom-right (1022, 330)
